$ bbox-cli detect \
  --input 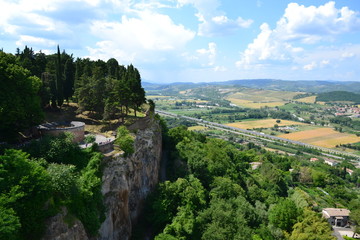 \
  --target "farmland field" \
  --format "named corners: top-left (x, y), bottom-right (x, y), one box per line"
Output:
top-left (225, 89), bottom-right (299, 108)
top-left (188, 125), bottom-right (208, 131)
top-left (146, 95), bottom-right (171, 99)
top-left (278, 128), bottom-right (360, 148)
top-left (226, 119), bottom-right (306, 129)
top-left (227, 98), bottom-right (287, 108)
top-left (296, 96), bottom-right (316, 103)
